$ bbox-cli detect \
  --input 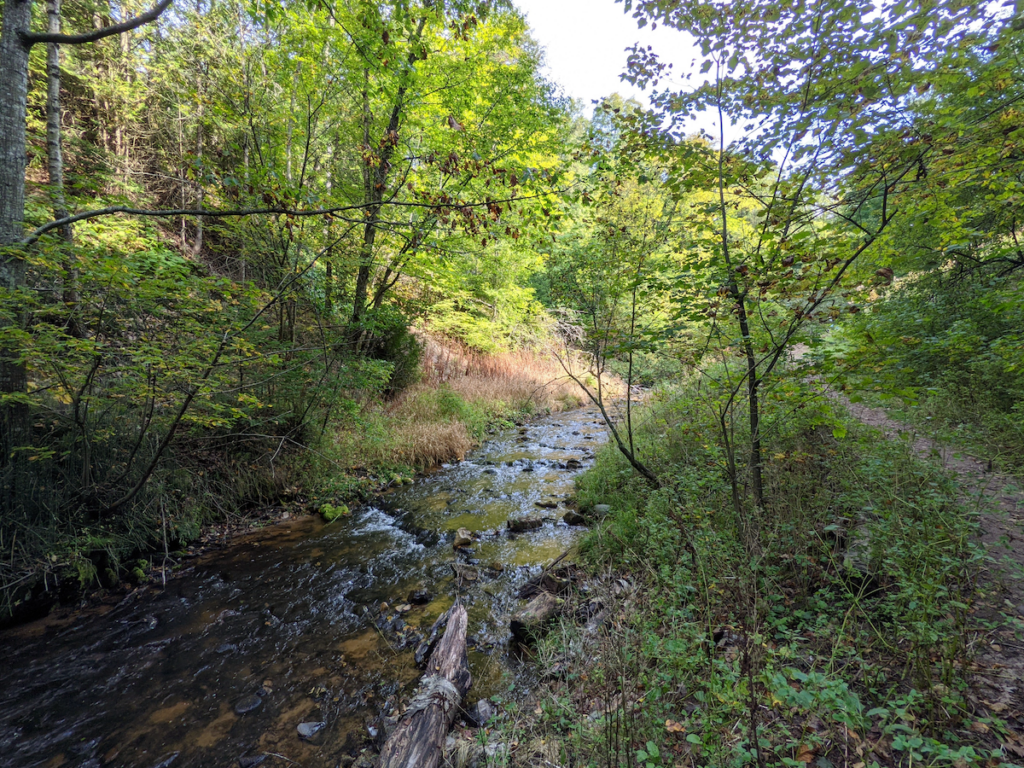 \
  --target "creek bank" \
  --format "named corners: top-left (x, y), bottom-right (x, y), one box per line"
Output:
top-left (1, 404), bottom-right (601, 634)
